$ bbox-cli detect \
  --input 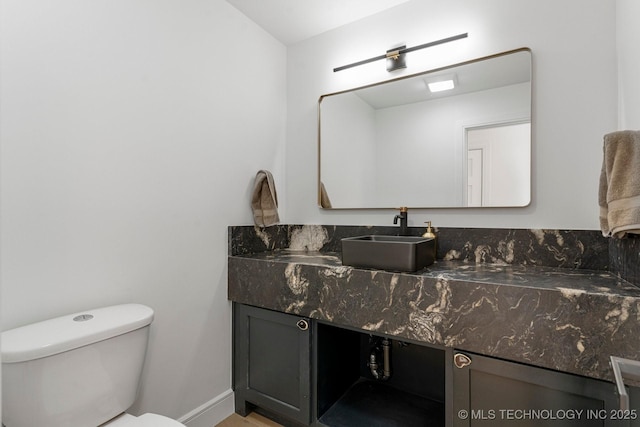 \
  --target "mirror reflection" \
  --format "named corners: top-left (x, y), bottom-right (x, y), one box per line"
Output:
top-left (318, 48), bottom-right (532, 209)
